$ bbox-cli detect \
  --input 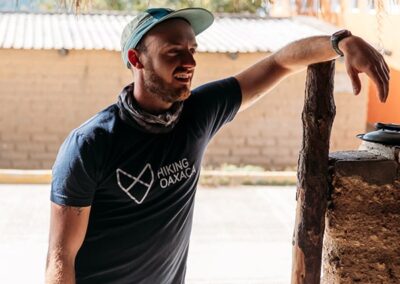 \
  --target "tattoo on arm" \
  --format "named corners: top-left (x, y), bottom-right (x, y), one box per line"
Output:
top-left (60, 205), bottom-right (83, 216)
